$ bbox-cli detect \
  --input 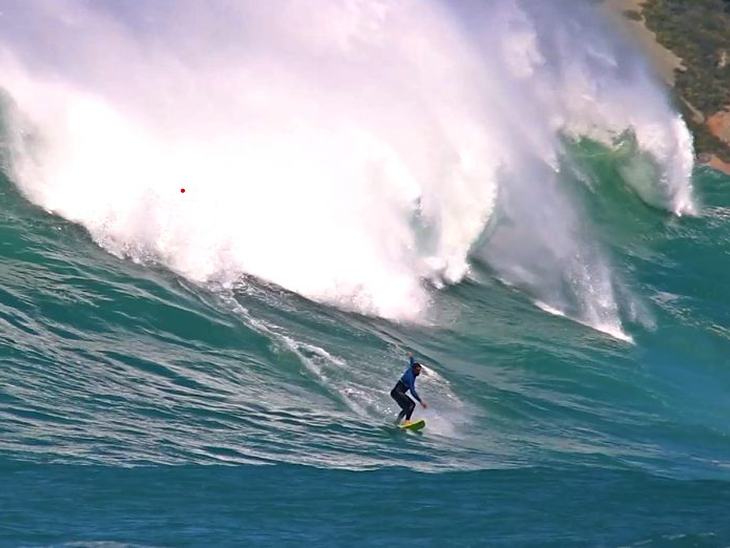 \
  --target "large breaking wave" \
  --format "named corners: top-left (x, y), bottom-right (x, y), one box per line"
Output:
top-left (0, 0), bottom-right (694, 337)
